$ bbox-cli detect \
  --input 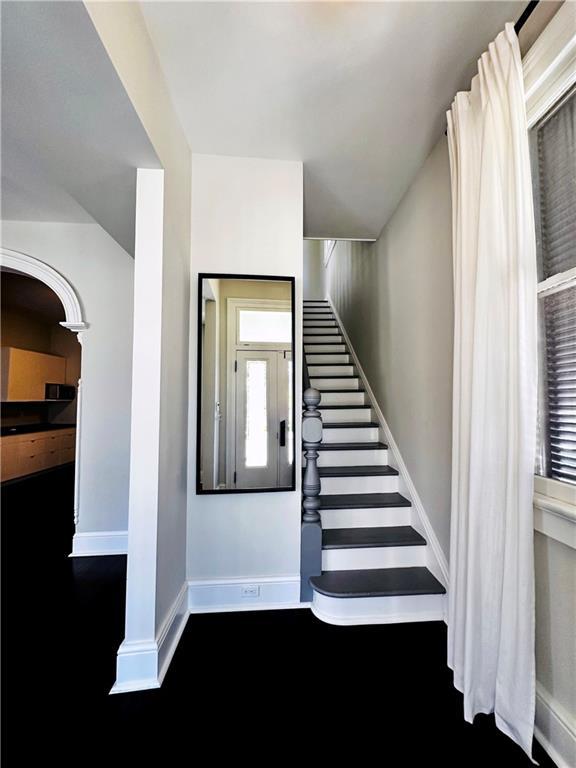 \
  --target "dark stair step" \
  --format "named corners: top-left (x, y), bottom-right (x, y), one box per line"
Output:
top-left (309, 567), bottom-right (446, 598)
top-left (322, 526), bottom-right (425, 550)
top-left (308, 363), bottom-right (354, 368)
top-left (322, 422), bottom-right (379, 428)
top-left (316, 441), bottom-right (387, 451)
top-left (320, 492), bottom-right (411, 509)
top-left (318, 465), bottom-right (398, 478)
top-left (318, 389), bottom-right (365, 394)
top-left (309, 375), bottom-right (359, 380)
